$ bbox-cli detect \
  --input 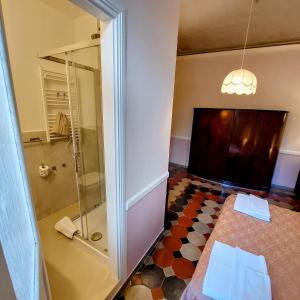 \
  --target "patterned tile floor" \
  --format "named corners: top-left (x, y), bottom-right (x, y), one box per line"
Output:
top-left (116, 165), bottom-right (300, 300)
